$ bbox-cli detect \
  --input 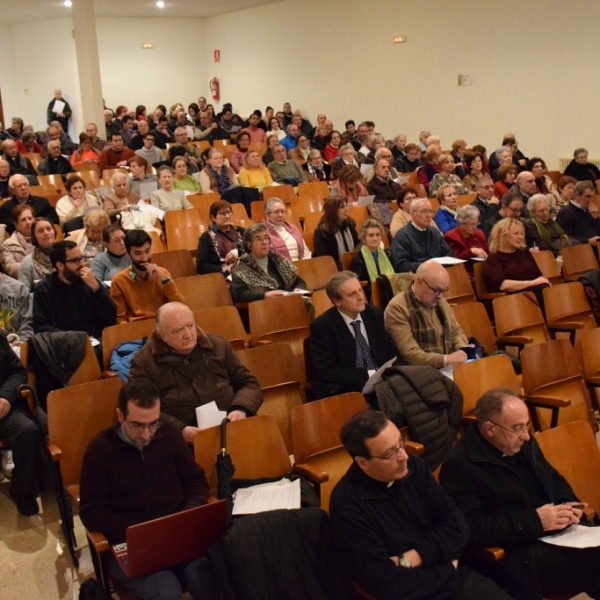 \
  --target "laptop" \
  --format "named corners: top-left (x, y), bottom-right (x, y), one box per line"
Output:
top-left (111, 499), bottom-right (227, 578)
